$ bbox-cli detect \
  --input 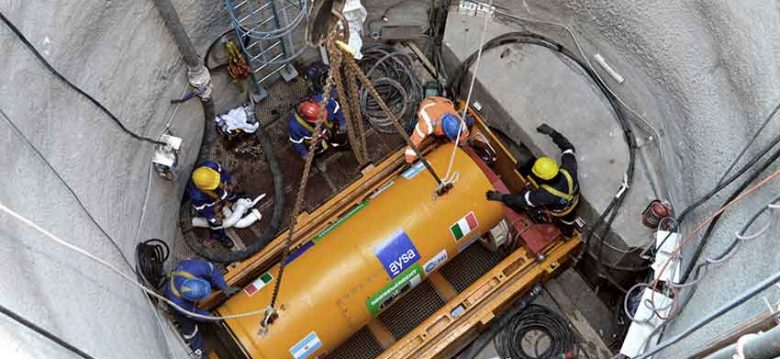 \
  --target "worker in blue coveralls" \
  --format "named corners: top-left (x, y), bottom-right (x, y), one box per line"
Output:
top-left (288, 94), bottom-right (348, 171)
top-left (187, 161), bottom-right (238, 248)
top-left (164, 258), bottom-right (240, 356)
